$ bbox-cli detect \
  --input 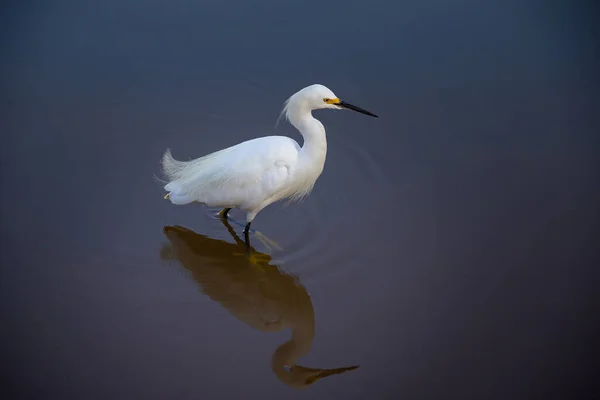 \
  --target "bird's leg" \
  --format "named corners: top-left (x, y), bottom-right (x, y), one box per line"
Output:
top-left (243, 211), bottom-right (256, 234)
top-left (219, 216), bottom-right (253, 255)
top-left (243, 228), bottom-right (251, 253)
top-left (218, 207), bottom-right (232, 219)
top-left (243, 222), bottom-right (253, 252)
